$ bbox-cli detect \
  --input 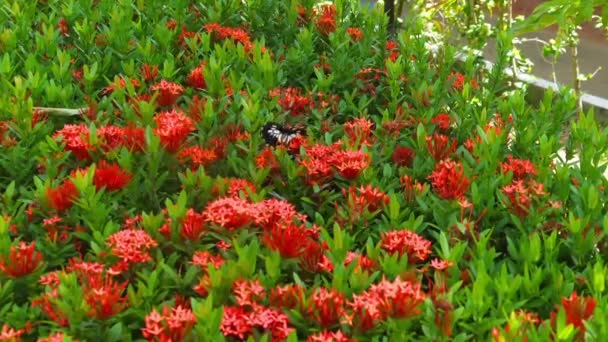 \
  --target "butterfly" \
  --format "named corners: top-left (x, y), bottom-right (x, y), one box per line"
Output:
top-left (261, 122), bottom-right (306, 147)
